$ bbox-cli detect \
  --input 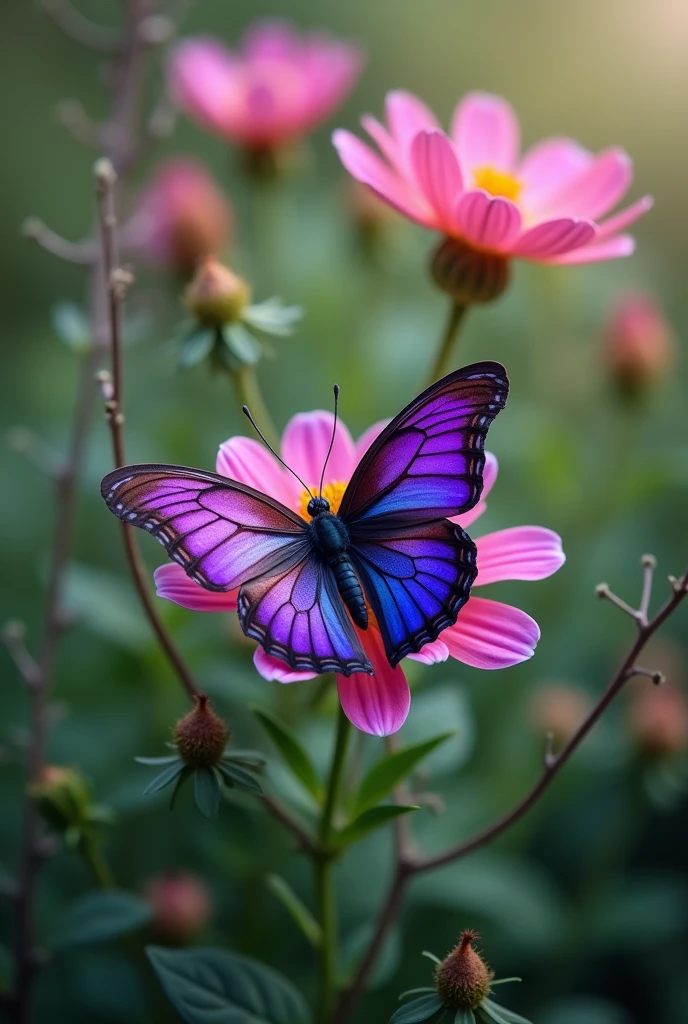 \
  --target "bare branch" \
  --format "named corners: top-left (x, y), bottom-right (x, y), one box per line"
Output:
top-left (22, 218), bottom-right (96, 265)
top-left (42, 0), bottom-right (120, 52)
top-left (2, 623), bottom-right (42, 690)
